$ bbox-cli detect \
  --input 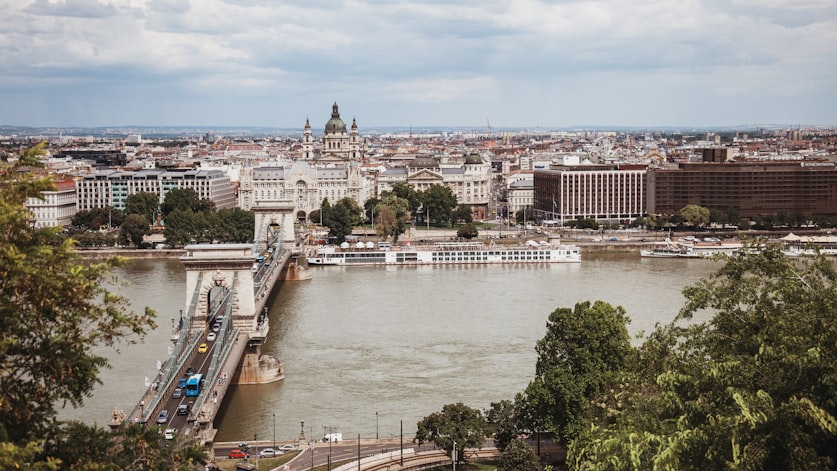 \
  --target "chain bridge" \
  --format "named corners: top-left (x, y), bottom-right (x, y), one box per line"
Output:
top-left (110, 200), bottom-right (310, 444)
